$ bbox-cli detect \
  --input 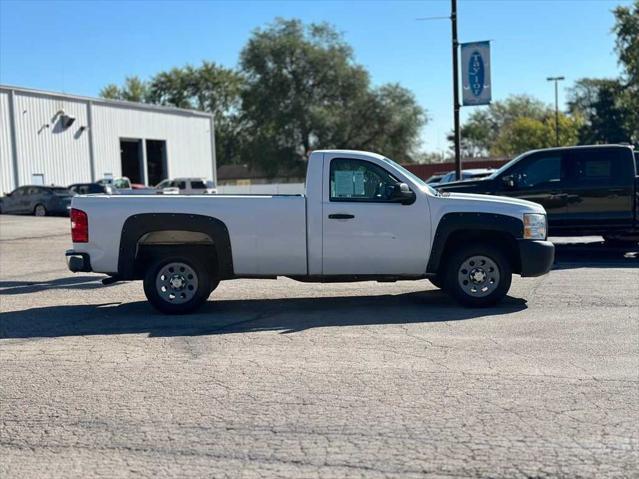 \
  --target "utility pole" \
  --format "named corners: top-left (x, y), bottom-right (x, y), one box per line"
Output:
top-left (546, 76), bottom-right (565, 147)
top-left (451, 0), bottom-right (461, 180)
